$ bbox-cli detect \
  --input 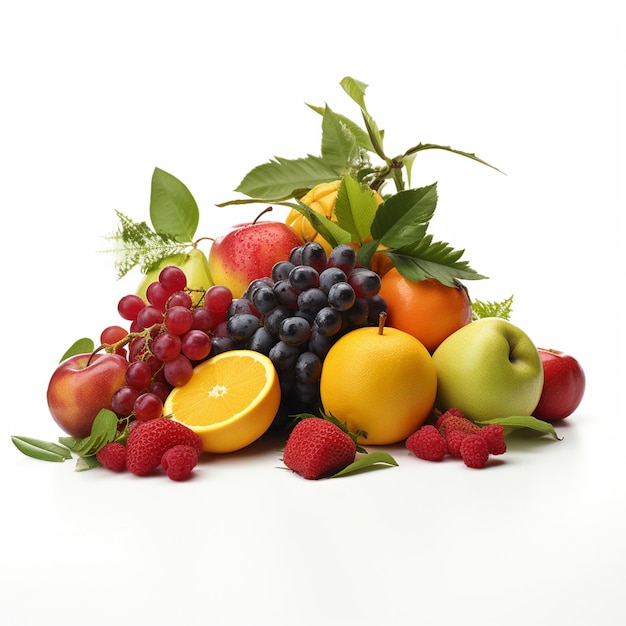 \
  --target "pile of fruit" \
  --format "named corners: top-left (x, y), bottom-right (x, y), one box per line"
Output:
top-left (12, 77), bottom-right (586, 480)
